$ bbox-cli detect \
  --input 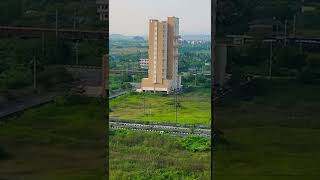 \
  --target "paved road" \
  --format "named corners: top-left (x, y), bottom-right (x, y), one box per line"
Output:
top-left (109, 90), bottom-right (128, 99)
top-left (0, 93), bottom-right (56, 119)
